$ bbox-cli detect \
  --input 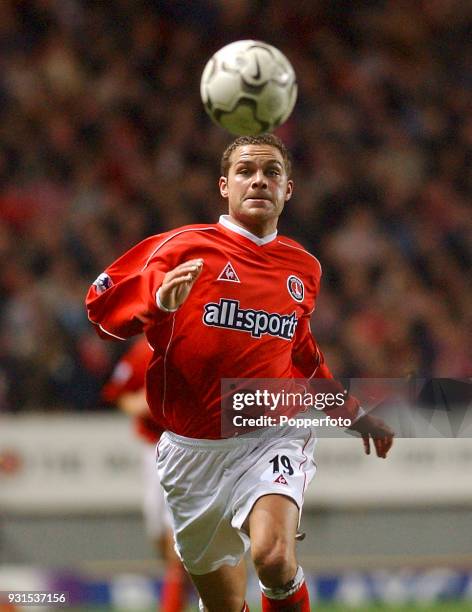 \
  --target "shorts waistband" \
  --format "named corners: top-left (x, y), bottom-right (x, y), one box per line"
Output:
top-left (162, 430), bottom-right (263, 450)
top-left (162, 425), bottom-right (312, 450)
